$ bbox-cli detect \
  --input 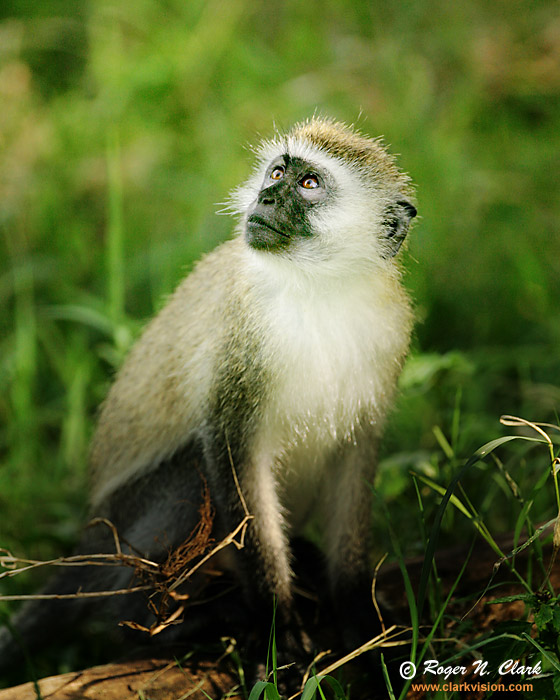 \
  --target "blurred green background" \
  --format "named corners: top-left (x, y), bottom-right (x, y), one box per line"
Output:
top-left (1, 0), bottom-right (559, 598)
